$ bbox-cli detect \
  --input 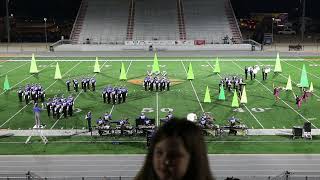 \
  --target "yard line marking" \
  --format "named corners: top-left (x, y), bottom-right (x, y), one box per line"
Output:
top-left (0, 61), bottom-right (56, 96)
top-left (25, 136), bottom-right (31, 144)
top-left (50, 60), bottom-right (109, 129)
top-left (156, 92), bottom-right (159, 127)
top-left (108, 60), bottom-right (133, 116)
top-left (109, 105), bottom-right (115, 114)
top-left (232, 61), bottom-right (318, 129)
top-left (0, 62), bottom-right (82, 129)
top-left (180, 60), bottom-right (204, 112)
top-left (206, 61), bottom-right (264, 129)
top-left (282, 59), bottom-right (320, 79)
top-left (0, 62), bottom-right (28, 77)
top-left (257, 61), bottom-right (320, 99)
